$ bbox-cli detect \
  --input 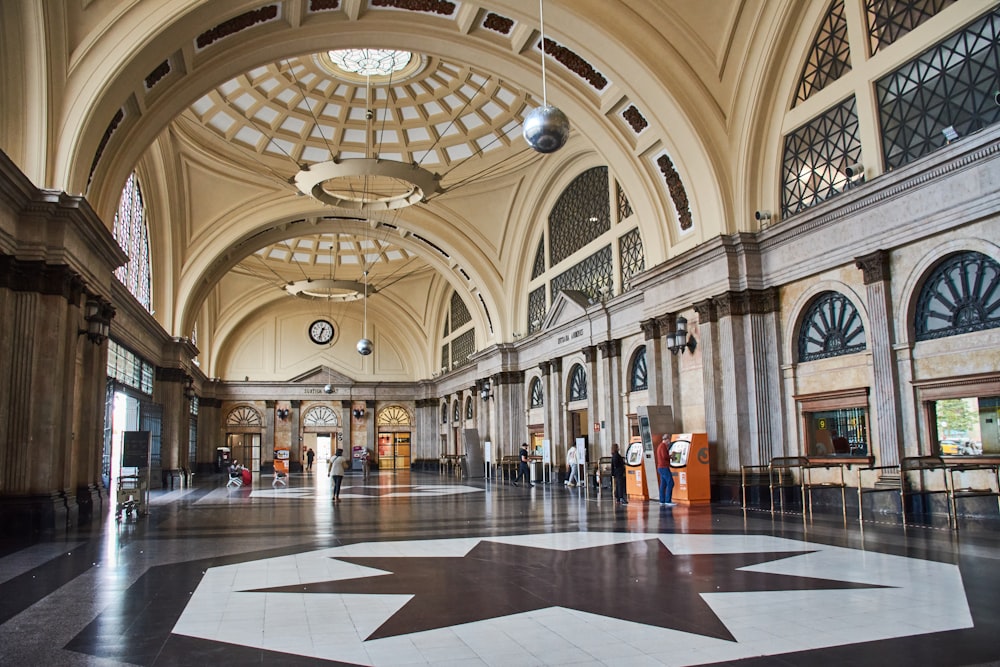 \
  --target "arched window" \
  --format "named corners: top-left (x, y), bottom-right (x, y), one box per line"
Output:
top-left (452, 399), bottom-right (460, 422)
top-left (112, 172), bottom-right (152, 312)
top-left (630, 346), bottom-right (648, 391)
top-left (226, 406), bottom-right (262, 427)
top-left (568, 364), bottom-right (587, 401)
top-left (465, 396), bottom-right (473, 420)
top-left (378, 406), bottom-right (412, 426)
top-left (797, 291), bottom-right (867, 362)
top-left (304, 406), bottom-right (339, 427)
top-left (530, 378), bottom-right (544, 408)
top-left (915, 251), bottom-right (1000, 341)
top-left (441, 403), bottom-right (448, 423)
